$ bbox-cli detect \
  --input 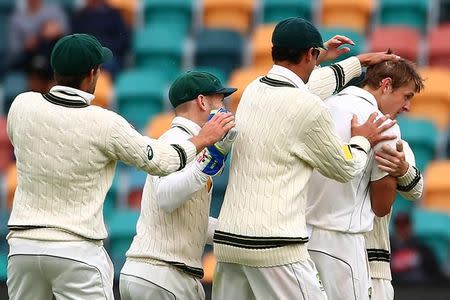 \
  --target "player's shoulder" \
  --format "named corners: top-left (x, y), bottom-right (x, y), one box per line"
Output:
top-left (159, 125), bottom-right (192, 143)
